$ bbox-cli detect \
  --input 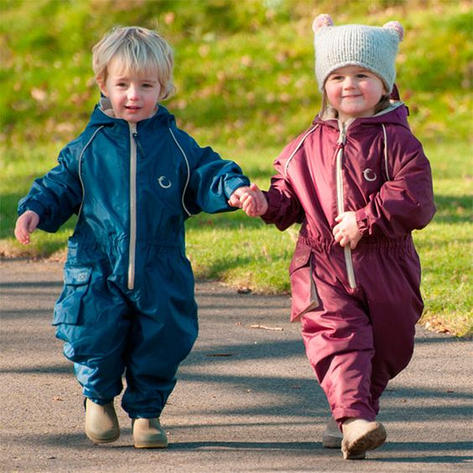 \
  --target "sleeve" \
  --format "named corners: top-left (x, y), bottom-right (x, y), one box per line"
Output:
top-left (261, 158), bottom-right (304, 231)
top-left (178, 131), bottom-right (250, 215)
top-left (17, 144), bottom-right (83, 233)
top-left (355, 133), bottom-right (436, 238)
